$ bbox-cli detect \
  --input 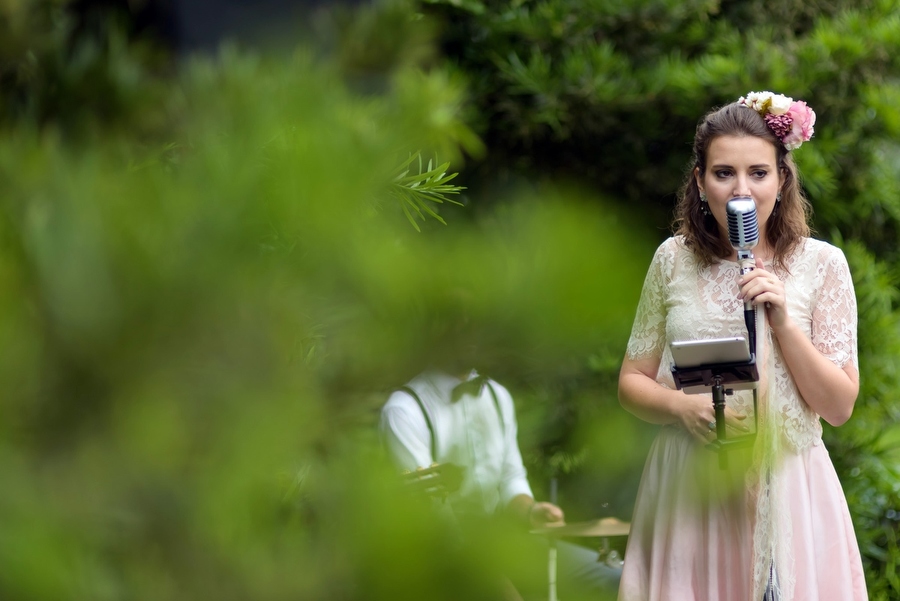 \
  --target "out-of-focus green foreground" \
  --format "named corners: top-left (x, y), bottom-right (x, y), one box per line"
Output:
top-left (0, 44), bottom-right (646, 599)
